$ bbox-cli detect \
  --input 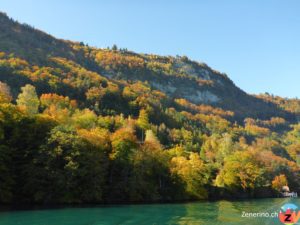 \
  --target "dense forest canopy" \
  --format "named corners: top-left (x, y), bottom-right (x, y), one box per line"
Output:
top-left (0, 12), bottom-right (299, 204)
